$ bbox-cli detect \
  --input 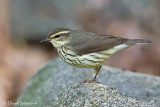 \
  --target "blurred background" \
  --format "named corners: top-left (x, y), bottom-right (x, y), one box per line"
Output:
top-left (1, 0), bottom-right (160, 106)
